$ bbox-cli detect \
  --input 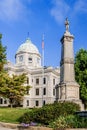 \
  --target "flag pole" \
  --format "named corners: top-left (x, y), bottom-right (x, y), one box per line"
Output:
top-left (42, 34), bottom-right (44, 106)
top-left (42, 34), bottom-right (44, 67)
